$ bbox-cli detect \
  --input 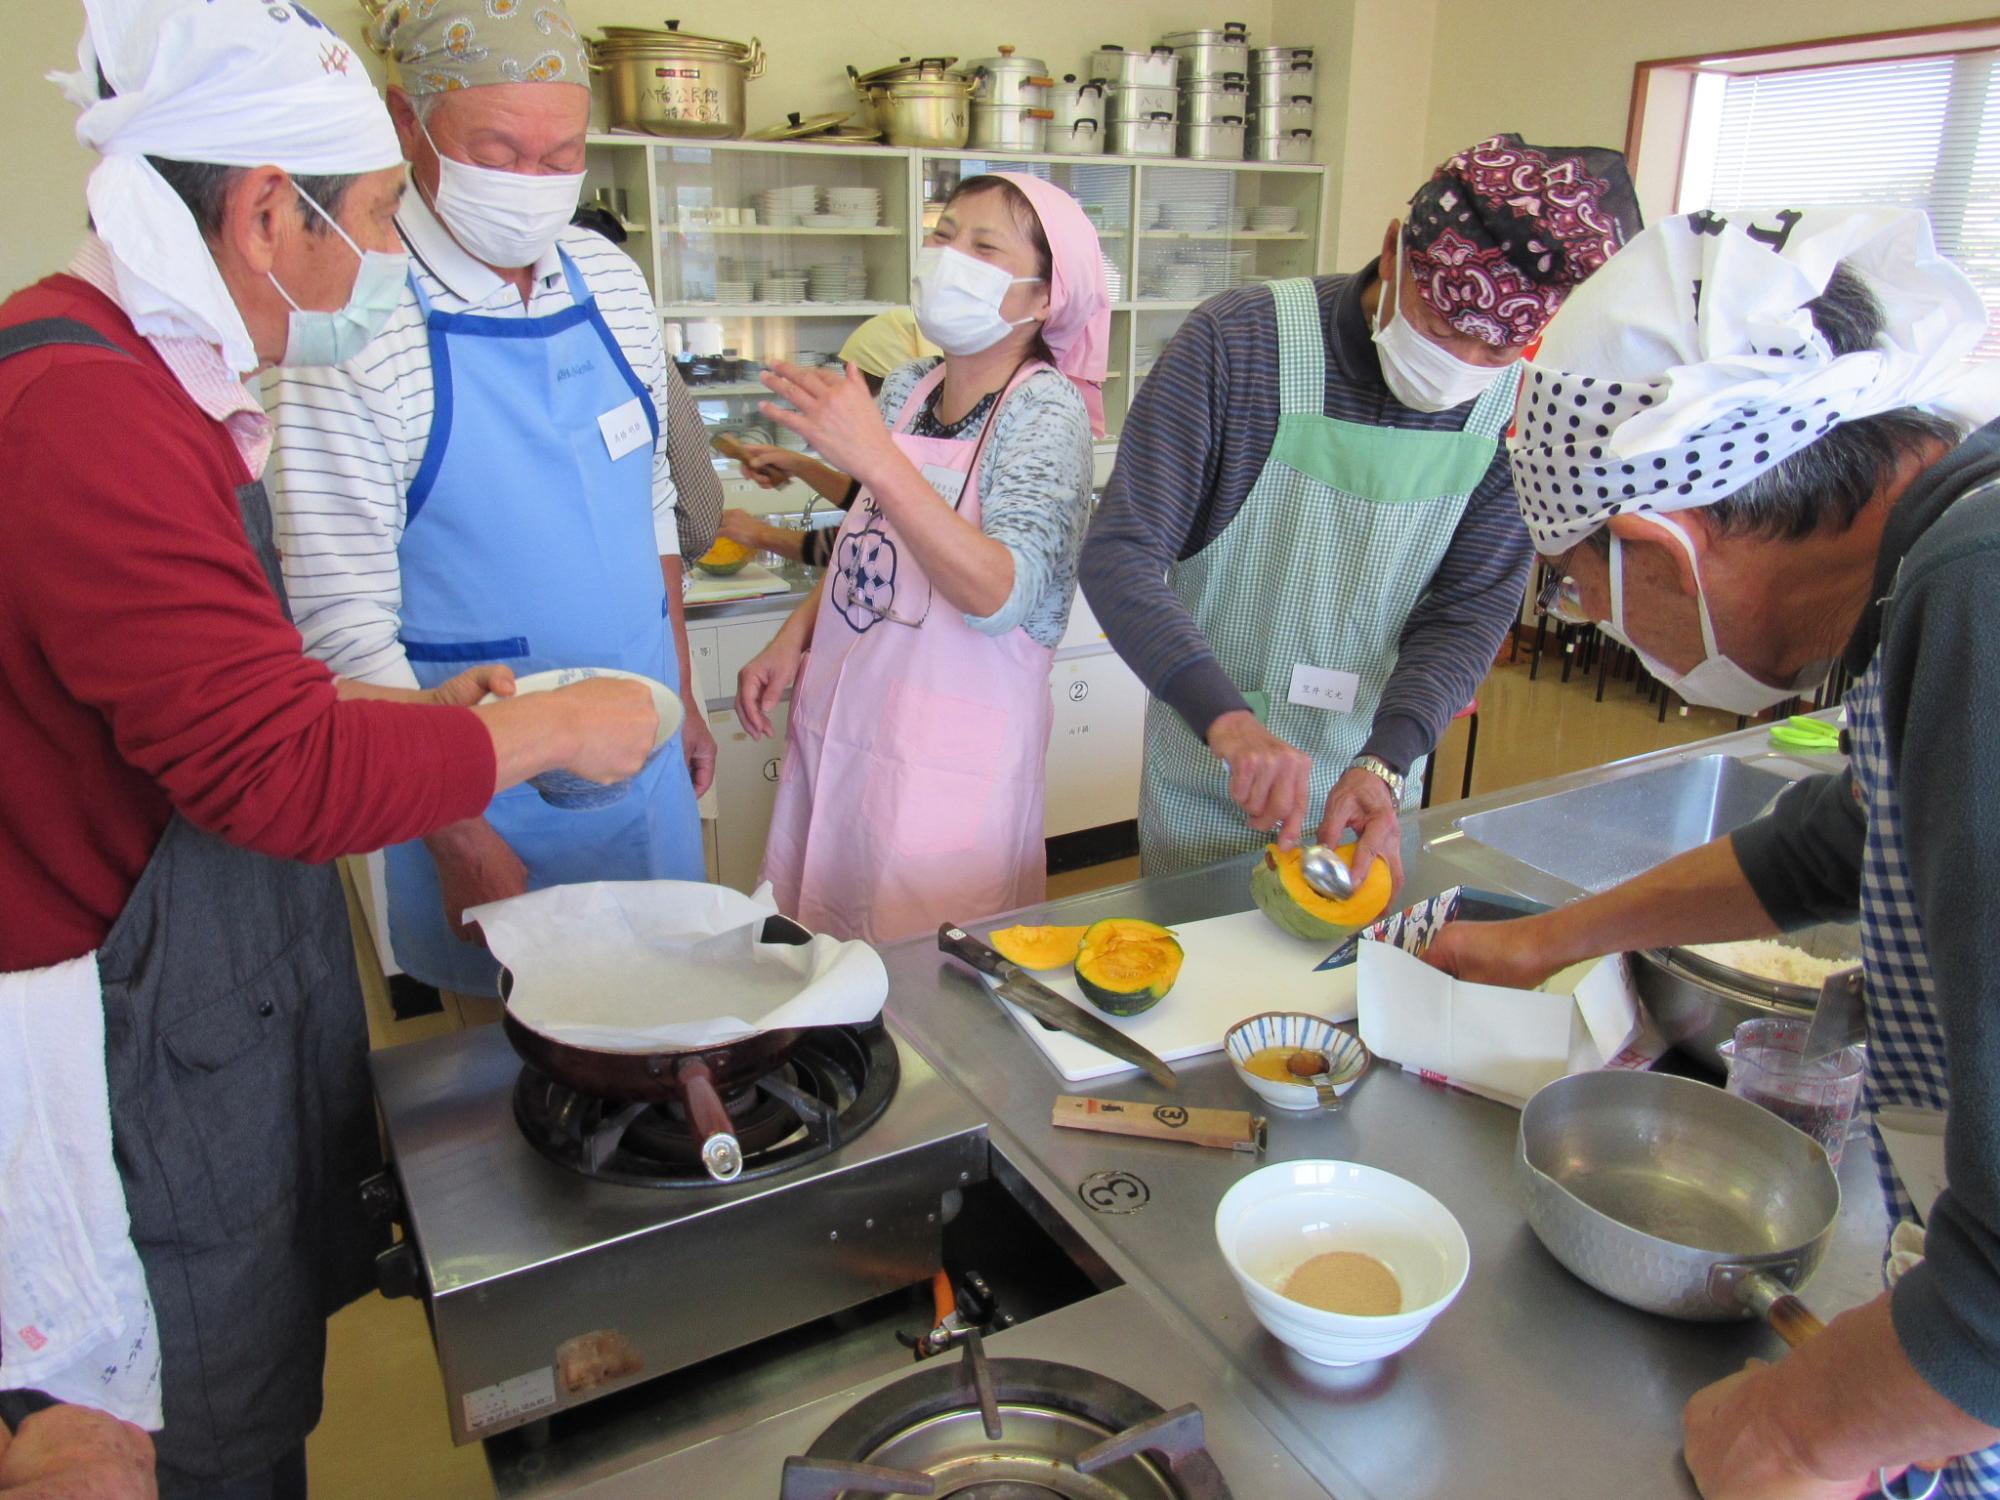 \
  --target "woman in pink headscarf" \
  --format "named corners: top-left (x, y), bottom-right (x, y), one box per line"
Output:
top-left (736, 171), bottom-right (1110, 943)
